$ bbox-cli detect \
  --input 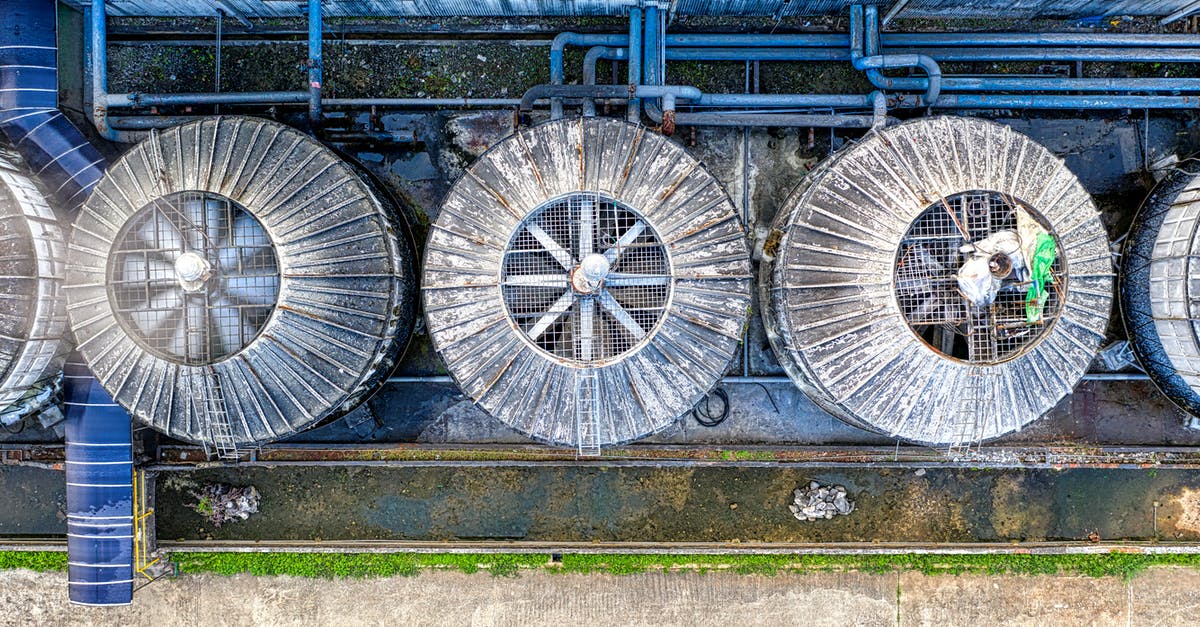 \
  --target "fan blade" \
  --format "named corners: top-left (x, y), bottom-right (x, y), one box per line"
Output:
top-left (527, 289), bottom-right (575, 341)
top-left (603, 220), bottom-right (647, 264)
top-left (220, 275), bottom-right (280, 307)
top-left (128, 288), bottom-right (183, 336)
top-left (578, 296), bottom-right (596, 361)
top-left (598, 290), bottom-right (646, 340)
top-left (604, 272), bottom-right (670, 287)
top-left (579, 196), bottom-right (596, 257)
top-left (502, 274), bottom-right (570, 288)
top-left (525, 223), bottom-right (574, 271)
top-left (131, 210), bottom-right (184, 252)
